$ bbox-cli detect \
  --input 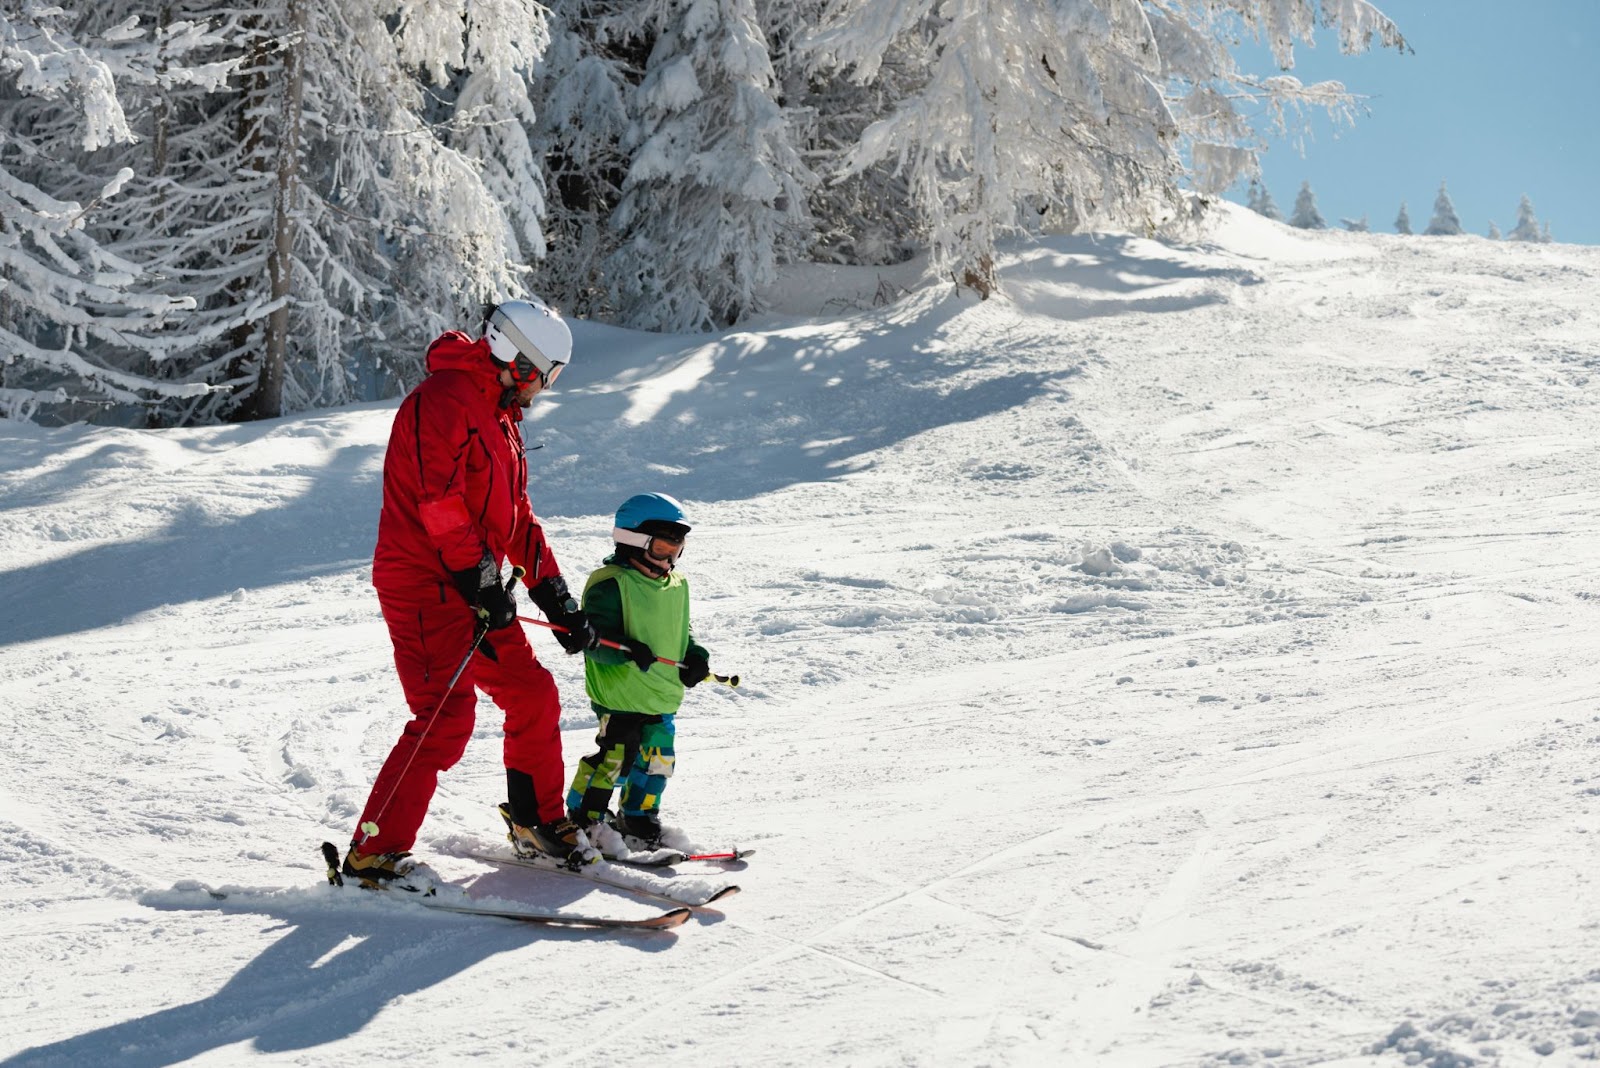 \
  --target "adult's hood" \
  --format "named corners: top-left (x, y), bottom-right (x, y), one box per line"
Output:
top-left (424, 331), bottom-right (494, 376)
